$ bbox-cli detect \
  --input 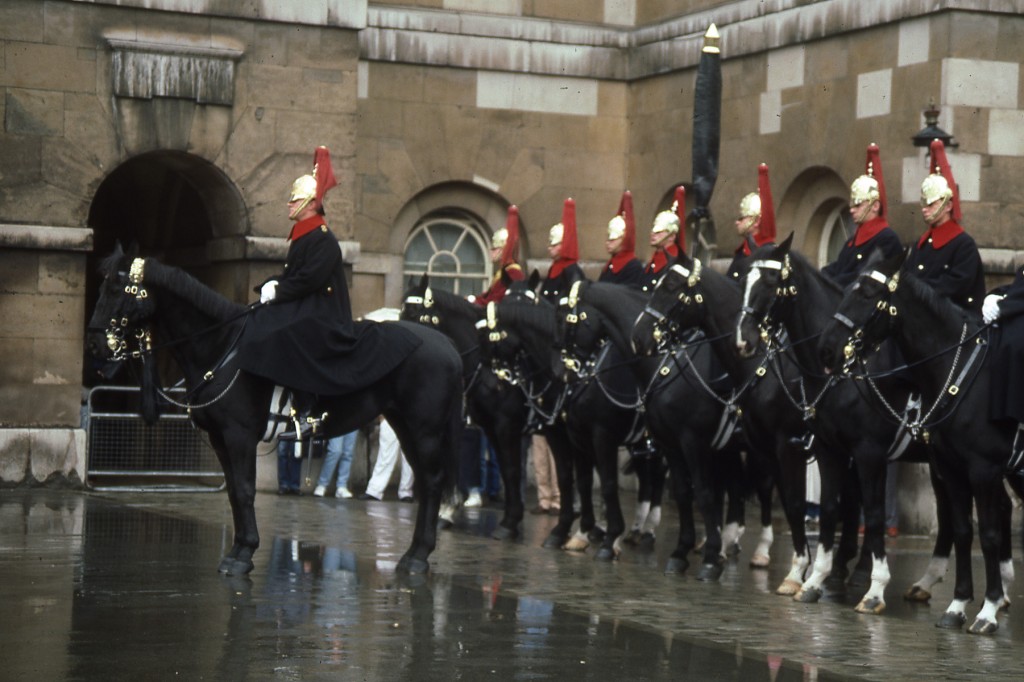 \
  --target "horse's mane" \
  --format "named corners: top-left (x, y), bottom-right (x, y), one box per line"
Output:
top-left (143, 259), bottom-right (246, 321)
top-left (500, 298), bottom-right (556, 338)
top-left (787, 248), bottom-right (842, 296)
top-left (422, 286), bottom-right (484, 322)
top-left (901, 270), bottom-right (973, 328)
